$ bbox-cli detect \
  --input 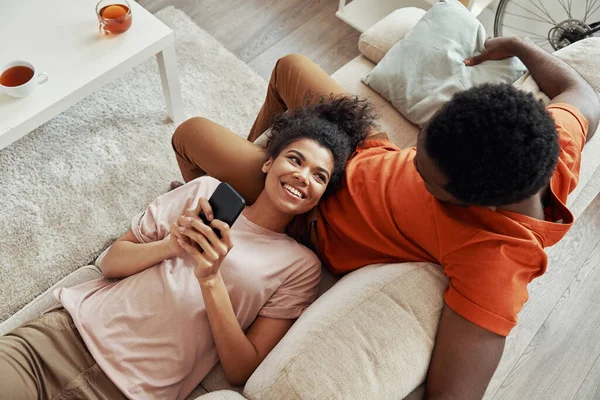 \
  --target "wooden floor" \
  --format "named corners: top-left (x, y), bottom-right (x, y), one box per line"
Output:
top-left (139, 0), bottom-right (361, 79)
top-left (139, 1), bottom-right (600, 398)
